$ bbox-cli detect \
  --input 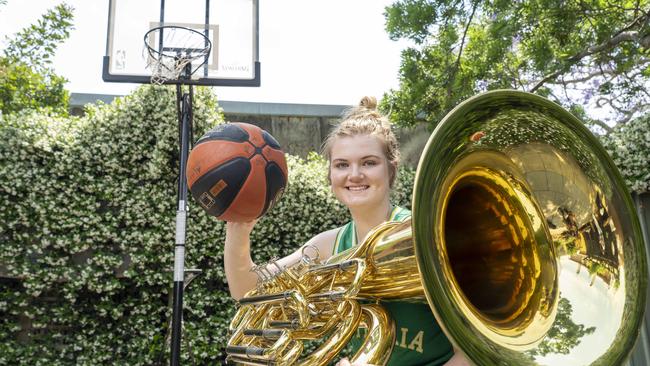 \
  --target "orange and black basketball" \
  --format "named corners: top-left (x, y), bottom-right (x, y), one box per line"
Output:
top-left (186, 123), bottom-right (288, 222)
